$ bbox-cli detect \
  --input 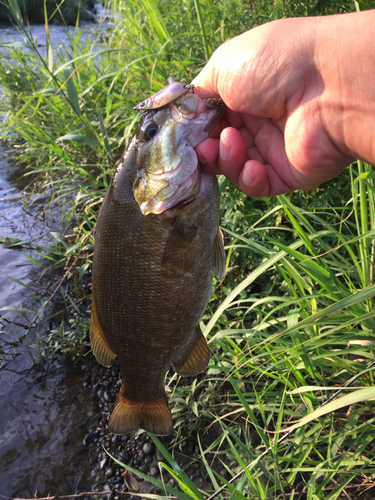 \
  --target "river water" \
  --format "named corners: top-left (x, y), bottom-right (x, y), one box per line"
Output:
top-left (0, 19), bottom-right (106, 498)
